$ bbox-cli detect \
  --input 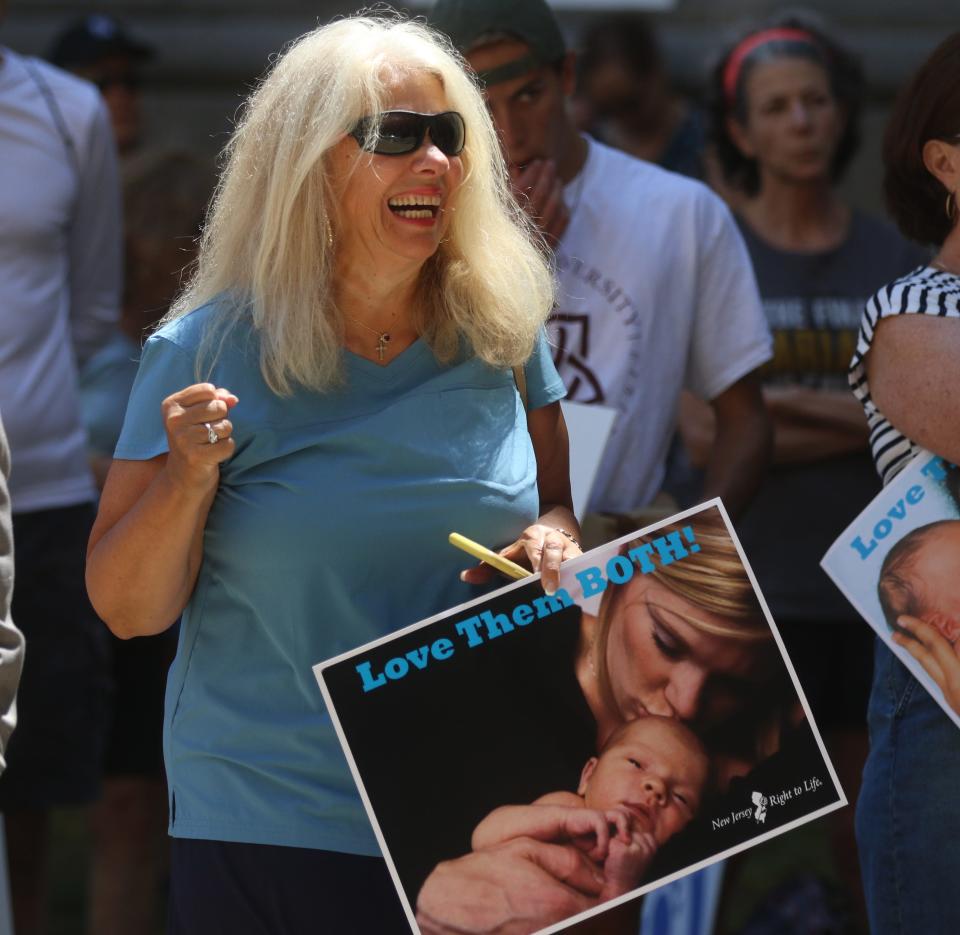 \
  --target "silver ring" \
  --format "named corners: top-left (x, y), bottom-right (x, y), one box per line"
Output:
top-left (204, 422), bottom-right (219, 445)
